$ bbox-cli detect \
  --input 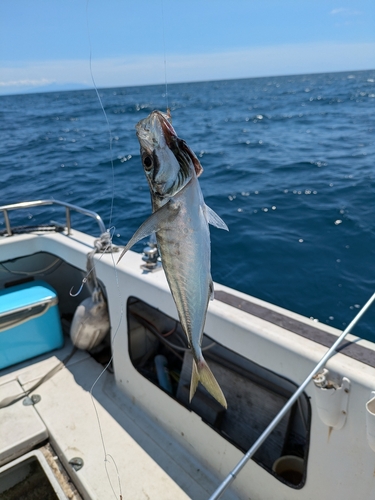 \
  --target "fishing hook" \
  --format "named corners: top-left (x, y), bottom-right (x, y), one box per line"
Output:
top-left (69, 278), bottom-right (87, 297)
